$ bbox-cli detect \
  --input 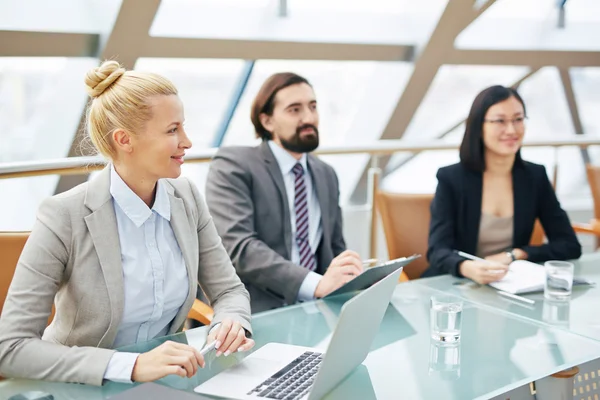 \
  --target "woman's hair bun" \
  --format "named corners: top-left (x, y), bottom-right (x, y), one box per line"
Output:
top-left (84, 60), bottom-right (126, 98)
